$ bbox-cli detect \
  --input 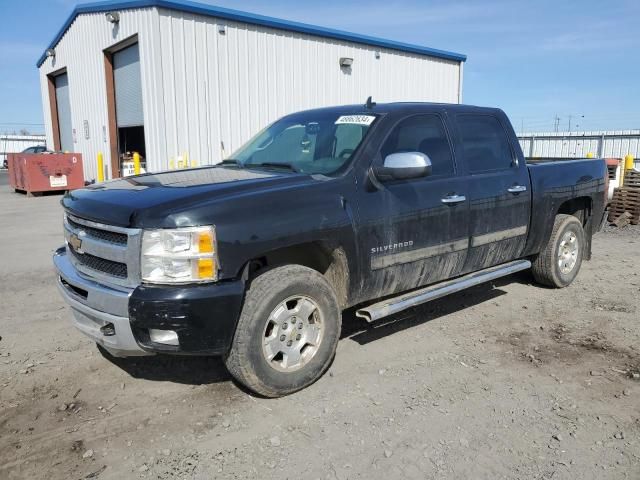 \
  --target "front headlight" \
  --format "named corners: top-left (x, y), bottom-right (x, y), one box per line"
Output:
top-left (141, 226), bottom-right (218, 283)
